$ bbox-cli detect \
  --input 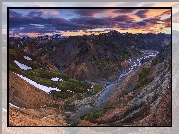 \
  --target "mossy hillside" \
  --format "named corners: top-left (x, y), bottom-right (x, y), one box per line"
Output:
top-left (9, 63), bottom-right (91, 99)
